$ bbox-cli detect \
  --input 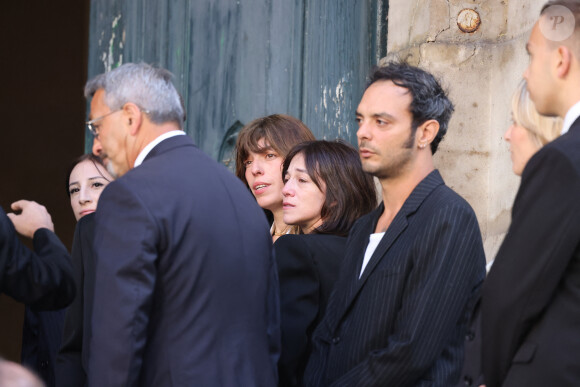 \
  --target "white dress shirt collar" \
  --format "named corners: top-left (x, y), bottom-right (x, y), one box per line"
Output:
top-left (561, 100), bottom-right (580, 135)
top-left (134, 130), bottom-right (186, 168)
